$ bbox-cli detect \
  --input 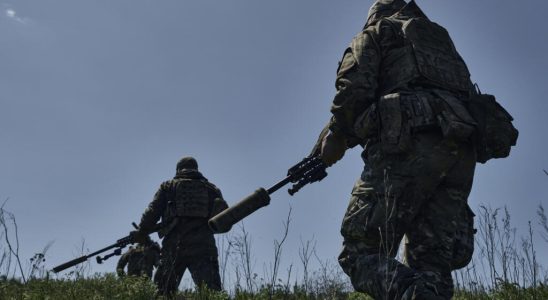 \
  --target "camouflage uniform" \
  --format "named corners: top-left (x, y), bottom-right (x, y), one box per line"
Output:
top-left (137, 157), bottom-right (228, 296)
top-left (116, 241), bottom-right (161, 278)
top-left (320, 1), bottom-right (479, 299)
